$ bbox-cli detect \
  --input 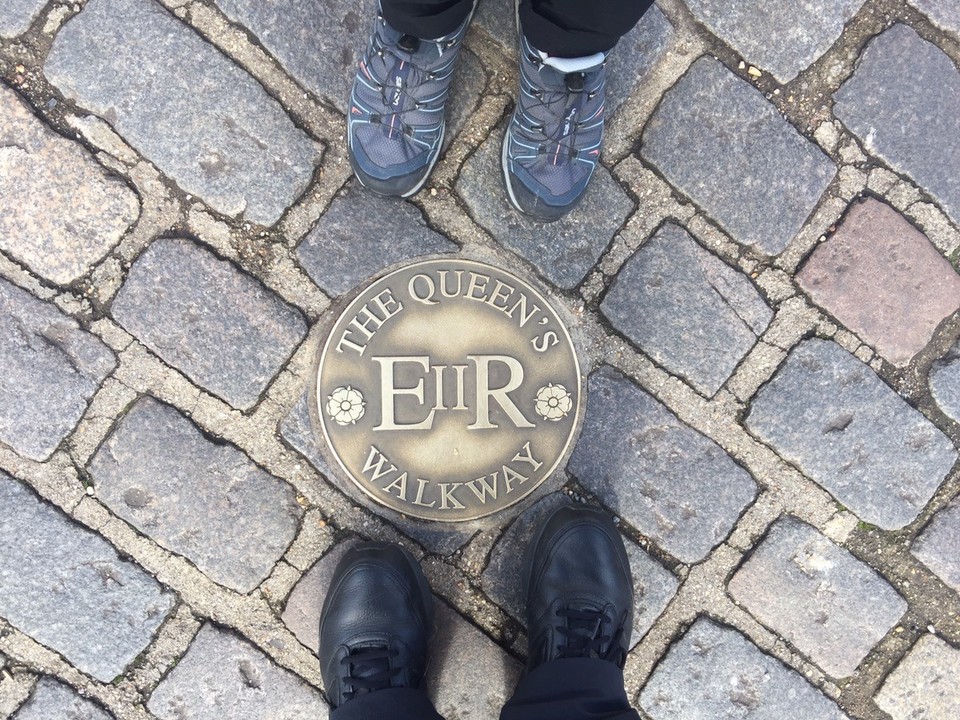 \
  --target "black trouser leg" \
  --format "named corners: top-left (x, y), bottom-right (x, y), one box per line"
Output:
top-left (381, 0), bottom-right (654, 55)
top-left (519, 0), bottom-right (655, 56)
top-left (330, 687), bottom-right (446, 720)
top-left (380, 0), bottom-right (475, 40)
top-left (500, 659), bottom-right (641, 720)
